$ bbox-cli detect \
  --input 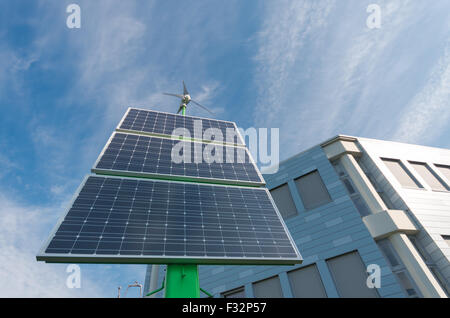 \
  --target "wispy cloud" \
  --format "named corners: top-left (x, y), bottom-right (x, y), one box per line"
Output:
top-left (252, 0), bottom-right (450, 158)
top-left (189, 81), bottom-right (224, 115)
top-left (392, 42), bottom-right (450, 144)
top-left (3, 0), bottom-right (450, 297)
top-left (63, 1), bottom-right (232, 121)
top-left (0, 192), bottom-right (104, 297)
top-left (0, 153), bottom-right (18, 179)
top-left (0, 190), bottom-right (147, 297)
top-left (0, 1), bottom-right (236, 296)
top-left (253, 0), bottom-right (335, 126)
top-left (51, 1), bottom-right (228, 172)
